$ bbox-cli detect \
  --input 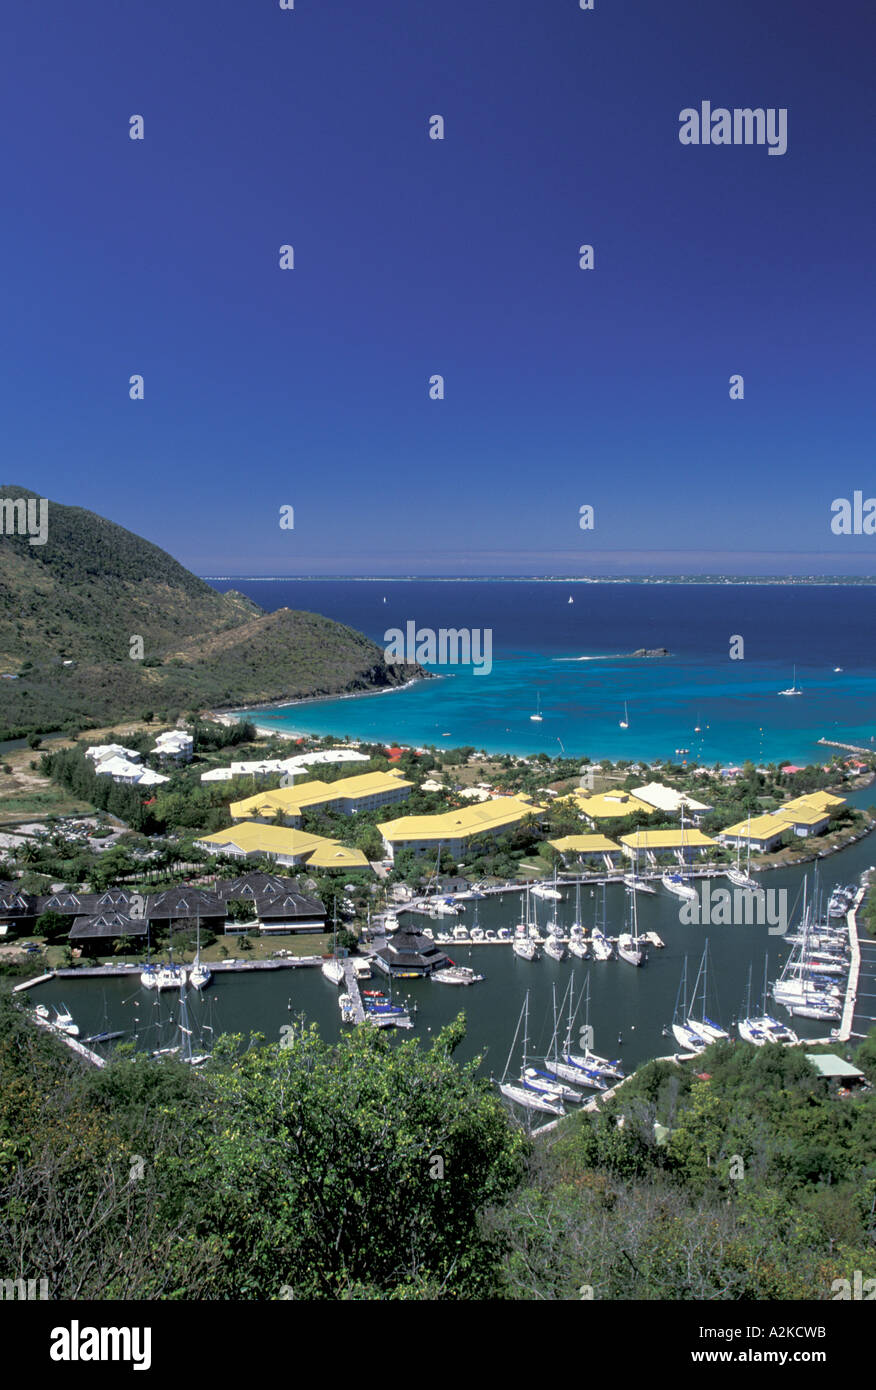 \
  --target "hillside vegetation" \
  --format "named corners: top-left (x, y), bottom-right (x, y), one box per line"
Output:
top-left (0, 486), bottom-right (421, 736)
